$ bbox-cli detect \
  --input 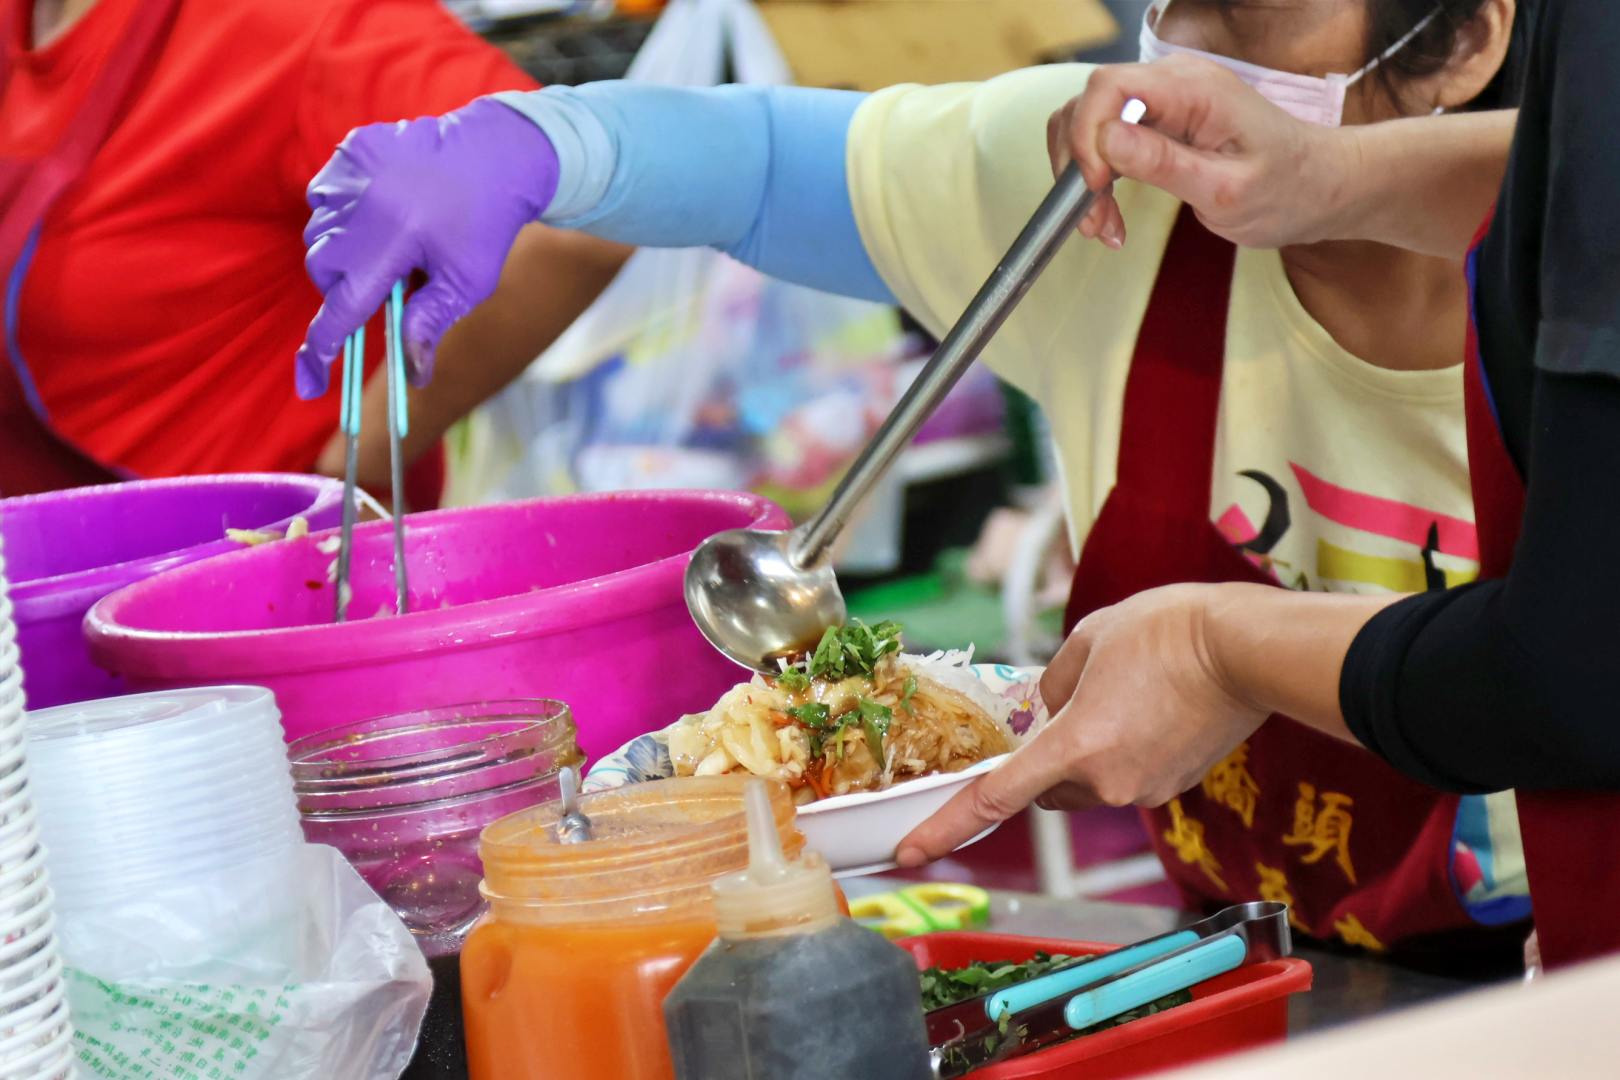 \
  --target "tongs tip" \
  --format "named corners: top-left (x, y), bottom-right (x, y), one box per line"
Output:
top-left (331, 282), bottom-right (412, 625)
